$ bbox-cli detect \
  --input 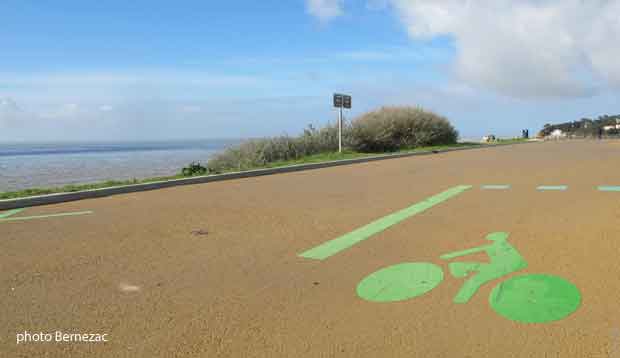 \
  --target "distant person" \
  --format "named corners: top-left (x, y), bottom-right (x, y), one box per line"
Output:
top-left (598, 127), bottom-right (603, 140)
